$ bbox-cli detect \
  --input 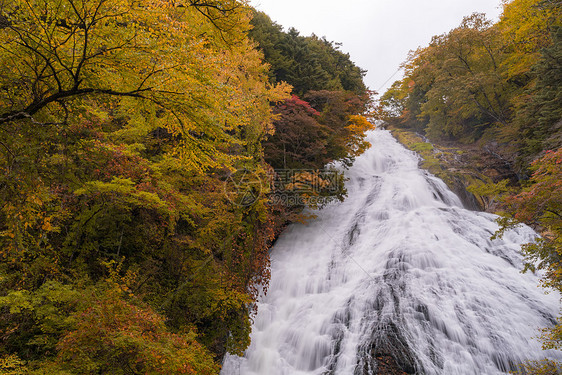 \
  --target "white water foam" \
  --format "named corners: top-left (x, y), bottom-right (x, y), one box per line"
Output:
top-left (222, 129), bottom-right (561, 375)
